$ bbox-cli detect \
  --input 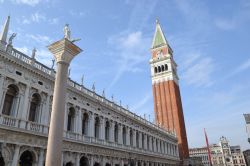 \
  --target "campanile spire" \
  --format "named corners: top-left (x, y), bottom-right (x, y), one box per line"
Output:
top-left (150, 19), bottom-right (189, 161)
